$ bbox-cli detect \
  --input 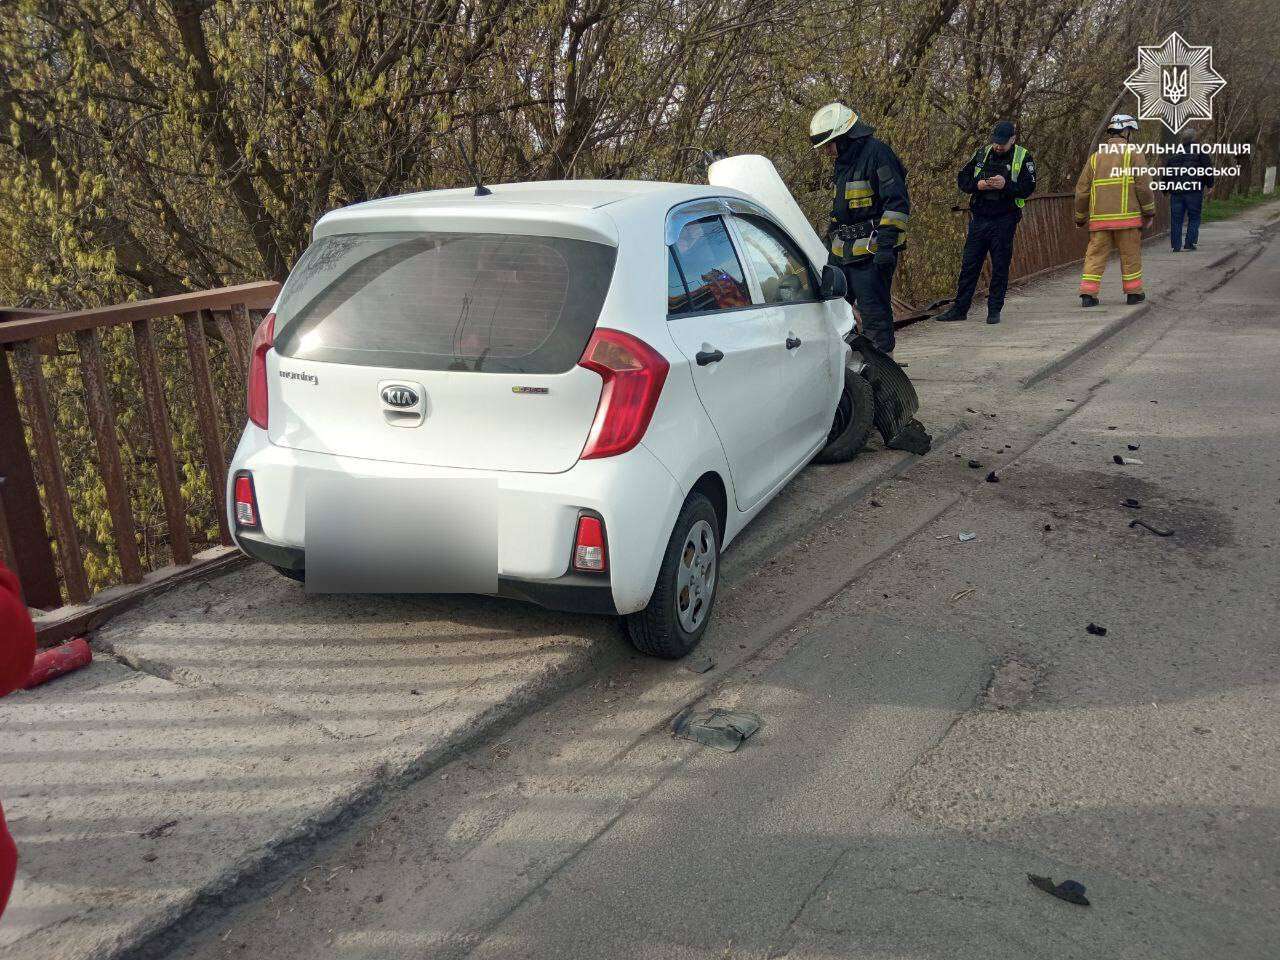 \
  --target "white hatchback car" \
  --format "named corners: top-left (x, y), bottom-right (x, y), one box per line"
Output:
top-left (227, 177), bottom-right (866, 657)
